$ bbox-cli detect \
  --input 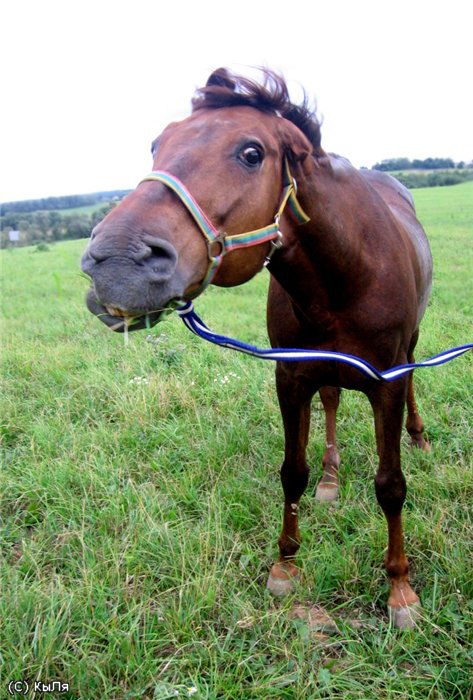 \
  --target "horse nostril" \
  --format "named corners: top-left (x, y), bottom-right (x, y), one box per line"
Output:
top-left (81, 248), bottom-right (97, 274)
top-left (87, 246), bottom-right (107, 263)
top-left (81, 235), bottom-right (178, 283)
top-left (143, 236), bottom-right (178, 281)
